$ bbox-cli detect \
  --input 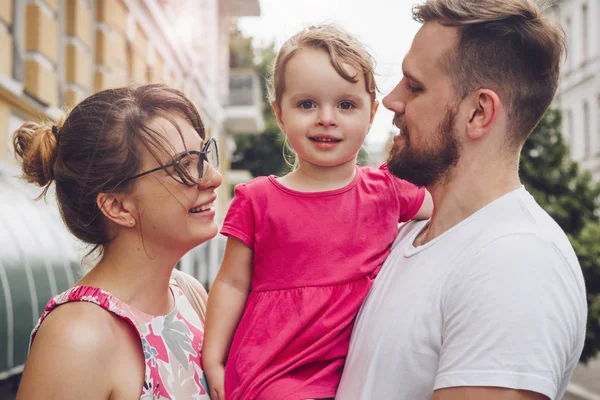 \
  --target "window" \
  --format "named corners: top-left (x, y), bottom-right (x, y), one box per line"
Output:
top-left (596, 95), bottom-right (600, 156)
top-left (583, 100), bottom-right (590, 159)
top-left (565, 17), bottom-right (573, 70)
top-left (566, 109), bottom-right (574, 151)
top-left (582, 3), bottom-right (589, 62)
top-left (11, 0), bottom-right (25, 81)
